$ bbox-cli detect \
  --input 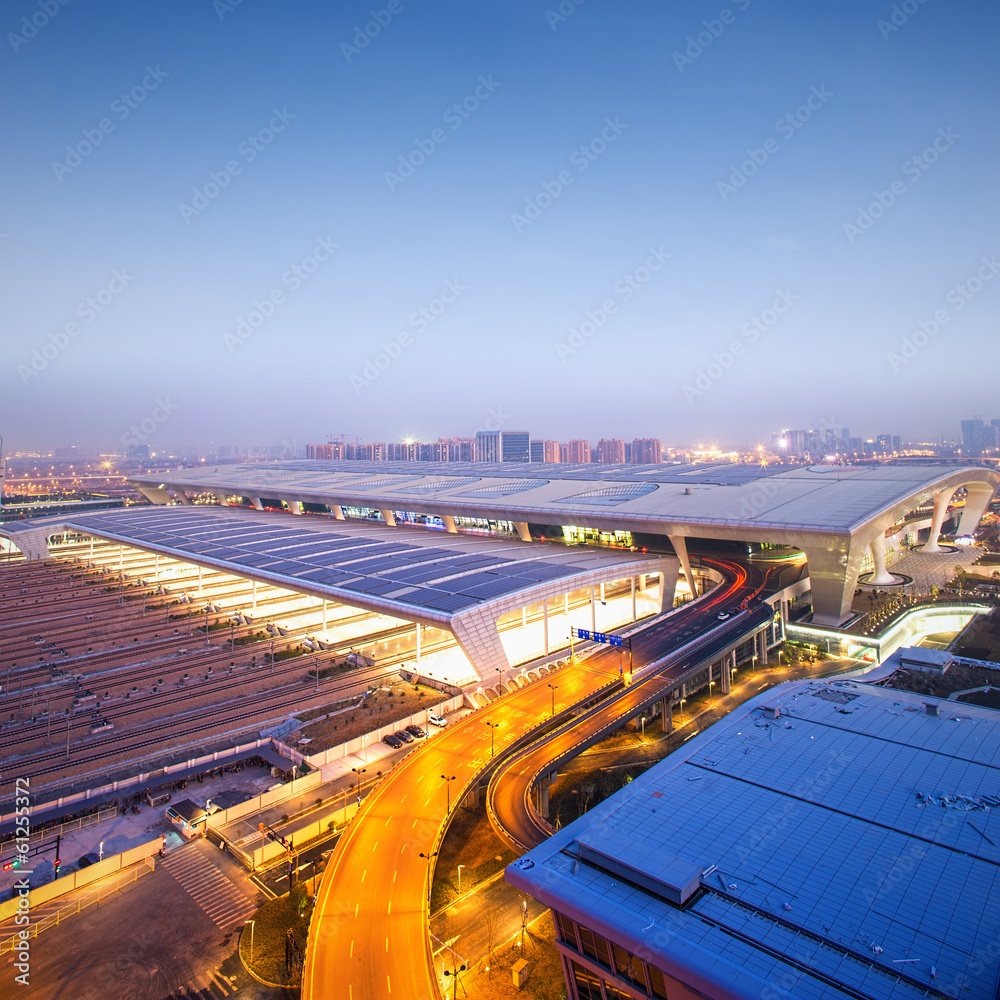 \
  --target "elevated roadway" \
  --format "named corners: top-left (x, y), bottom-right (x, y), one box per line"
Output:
top-left (304, 556), bottom-right (767, 1000)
